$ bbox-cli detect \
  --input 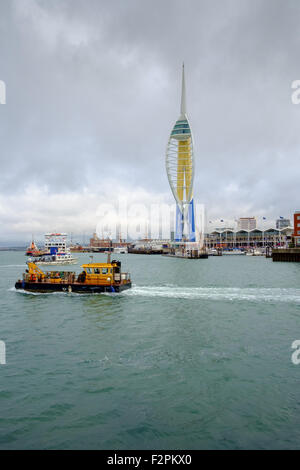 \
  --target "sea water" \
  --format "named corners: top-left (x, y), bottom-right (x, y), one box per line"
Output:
top-left (0, 251), bottom-right (300, 449)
